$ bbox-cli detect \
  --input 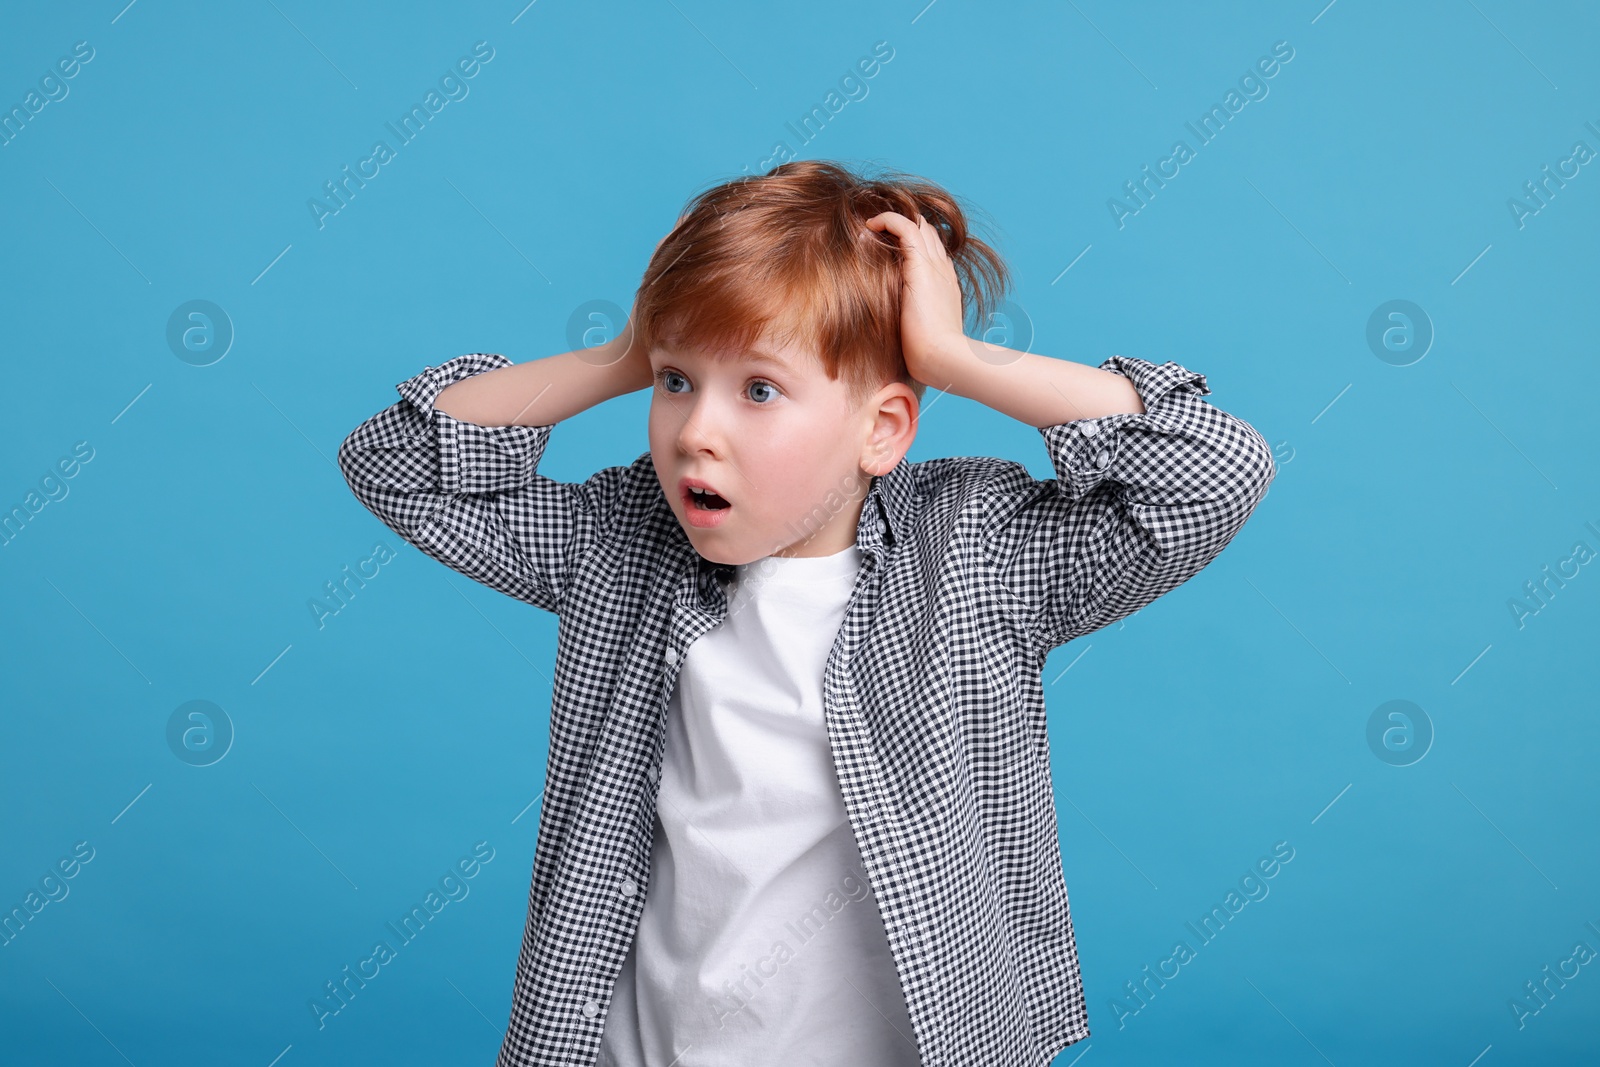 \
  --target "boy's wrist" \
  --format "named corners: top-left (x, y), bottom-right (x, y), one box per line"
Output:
top-left (923, 343), bottom-right (1147, 428)
top-left (908, 334), bottom-right (979, 396)
top-left (586, 319), bottom-right (653, 396)
top-left (918, 335), bottom-right (1002, 399)
top-left (597, 334), bottom-right (654, 396)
